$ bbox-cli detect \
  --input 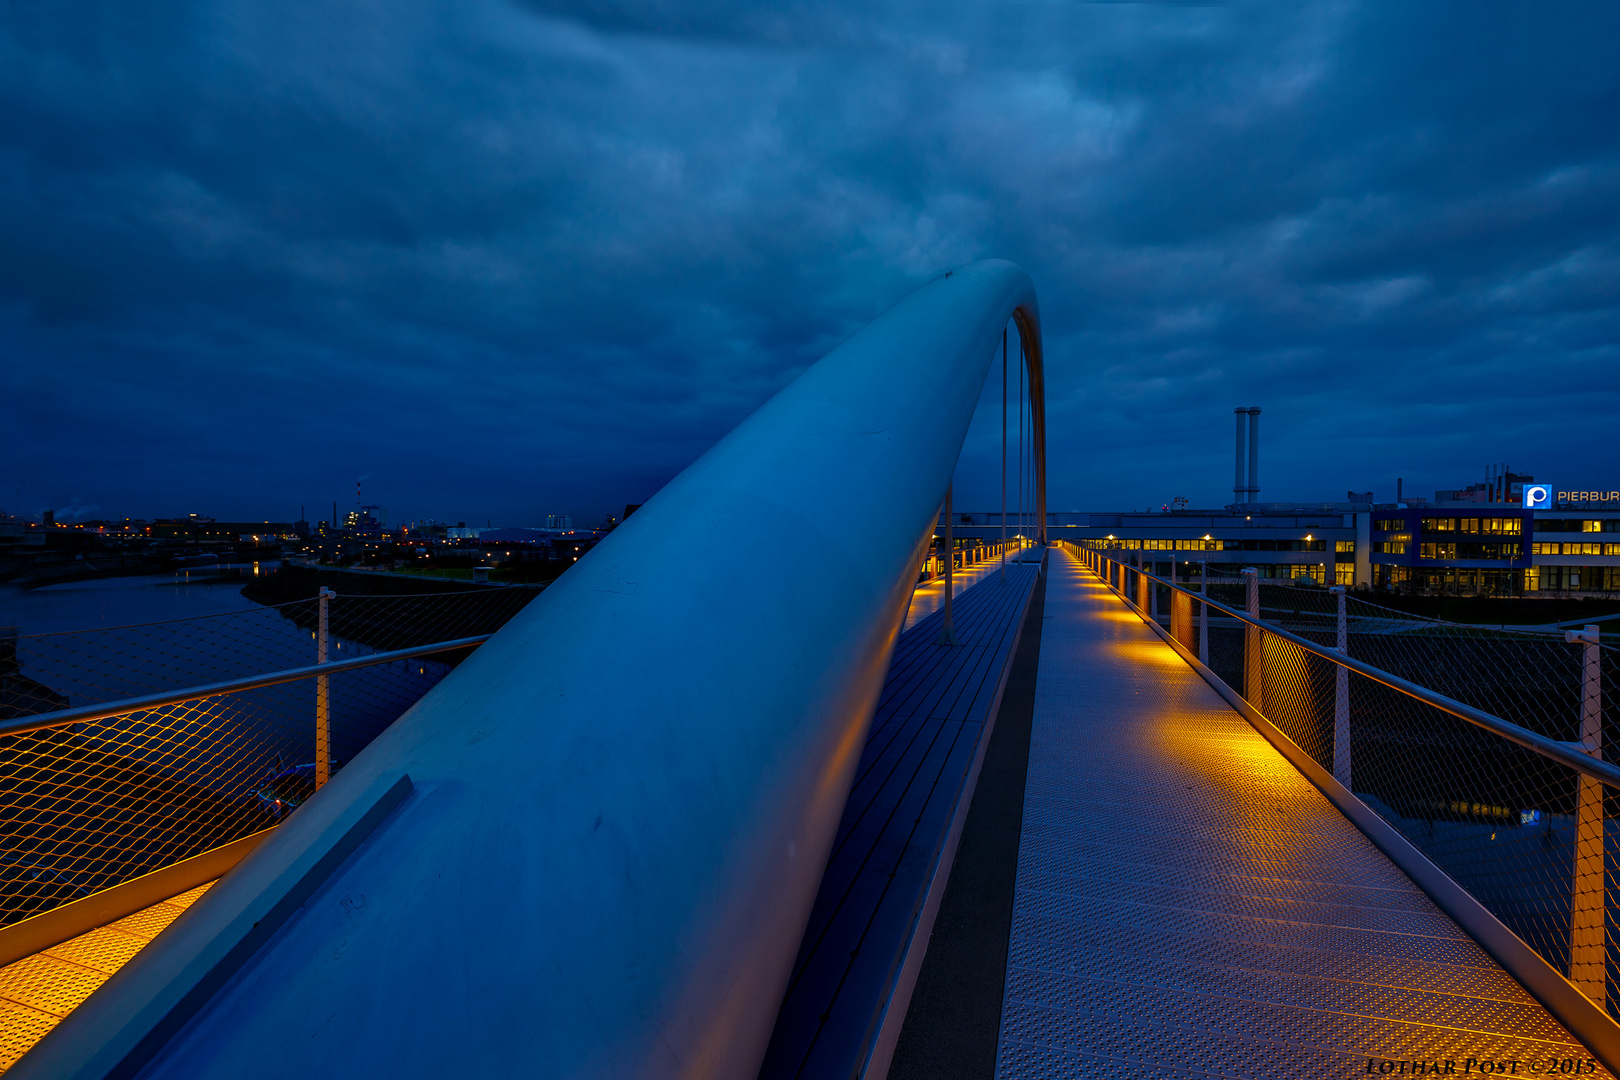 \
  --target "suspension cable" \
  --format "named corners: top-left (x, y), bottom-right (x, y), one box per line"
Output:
top-left (1018, 334), bottom-right (1026, 544)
